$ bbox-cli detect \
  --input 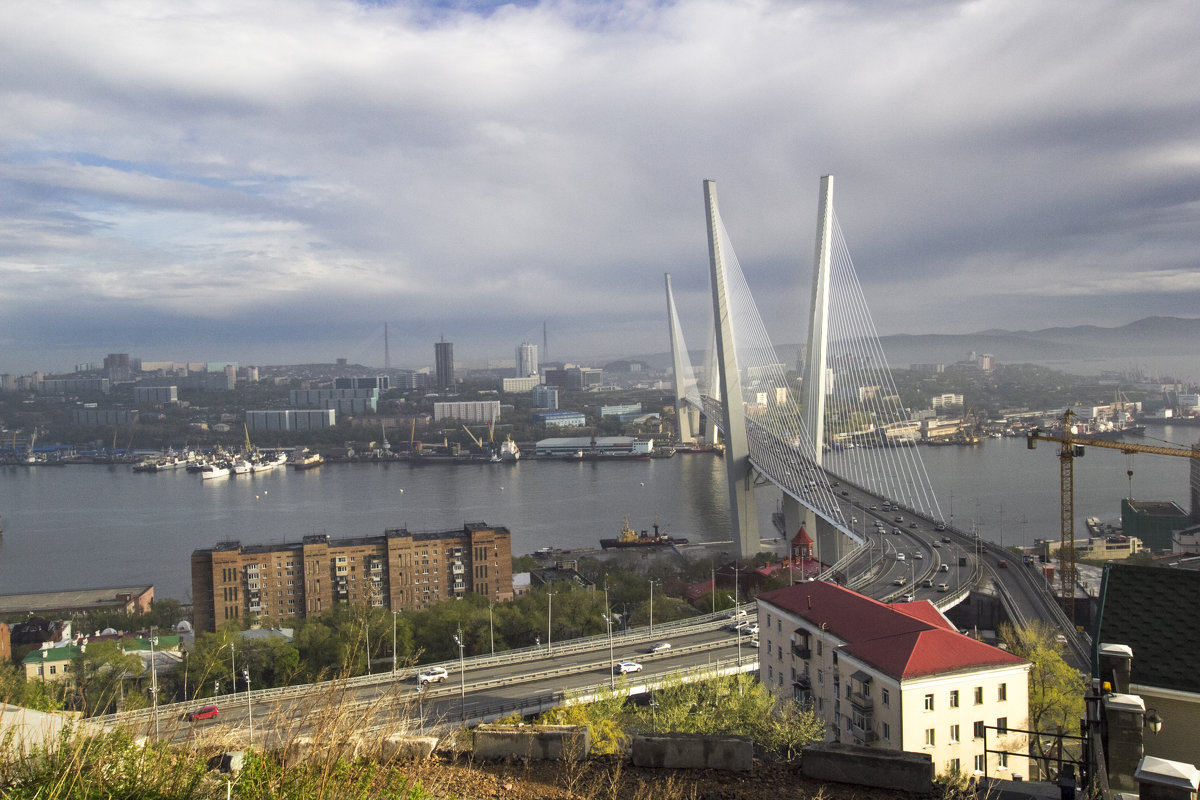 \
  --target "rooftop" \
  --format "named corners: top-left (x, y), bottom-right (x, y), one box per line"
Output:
top-left (1093, 563), bottom-right (1200, 693)
top-left (0, 586), bottom-right (153, 616)
top-left (759, 581), bottom-right (1027, 680)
